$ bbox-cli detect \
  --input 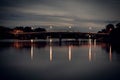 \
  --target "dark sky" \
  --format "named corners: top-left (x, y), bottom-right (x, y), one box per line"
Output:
top-left (0, 0), bottom-right (120, 32)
